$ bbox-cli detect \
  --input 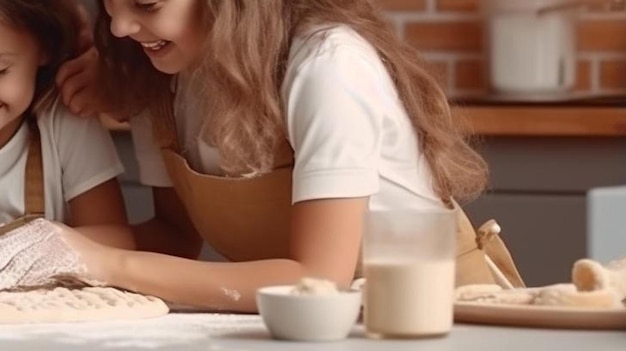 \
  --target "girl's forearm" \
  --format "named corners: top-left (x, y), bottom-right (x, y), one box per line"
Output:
top-left (112, 251), bottom-right (304, 312)
top-left (131, 218), bottom-right (204, 259)
top-left (76, 225), bottom-right (135, 250)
